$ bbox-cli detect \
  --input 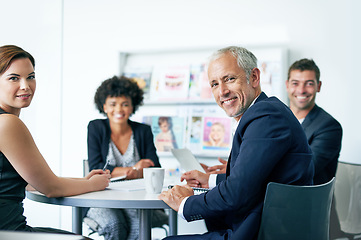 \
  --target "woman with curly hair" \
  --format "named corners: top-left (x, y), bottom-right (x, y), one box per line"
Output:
top-left (85, 76), bottom-right (168, 240)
